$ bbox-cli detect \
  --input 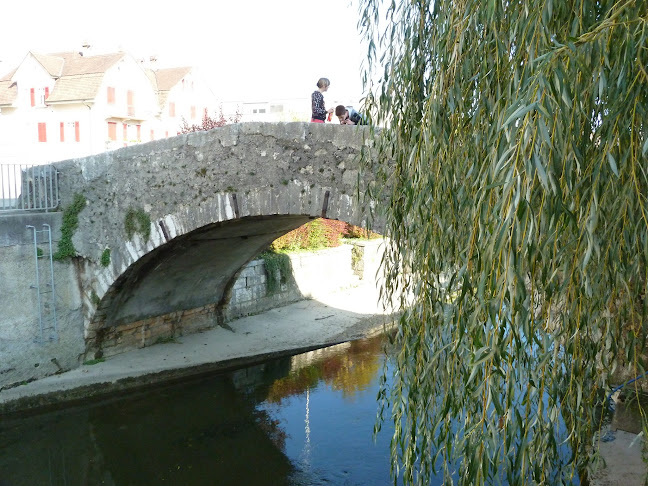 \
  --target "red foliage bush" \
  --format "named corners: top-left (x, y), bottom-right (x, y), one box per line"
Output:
top-left (179, 105), bottom-right (241, 133)
top-left (270, 218), bottom-right (380, 252)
